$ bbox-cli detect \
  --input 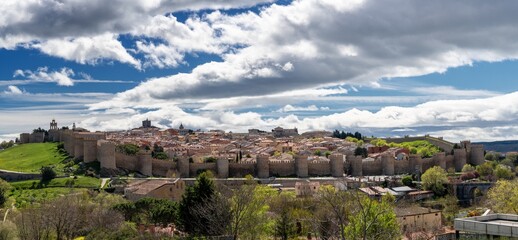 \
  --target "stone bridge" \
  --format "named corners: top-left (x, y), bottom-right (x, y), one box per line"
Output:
top-left (452, 182), bottom-right (494, 205)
